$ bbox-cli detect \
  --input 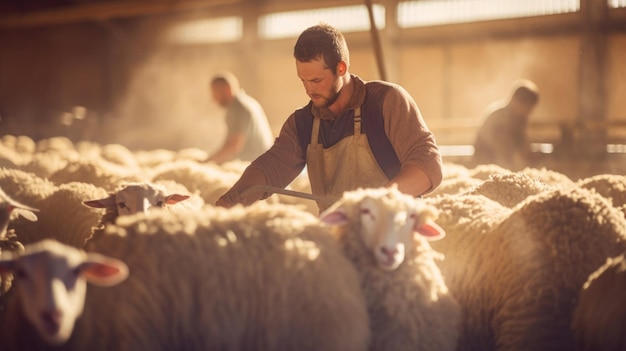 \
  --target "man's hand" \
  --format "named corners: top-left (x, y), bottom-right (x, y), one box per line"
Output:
top-left (215, 190), bottom-right (242, 208)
